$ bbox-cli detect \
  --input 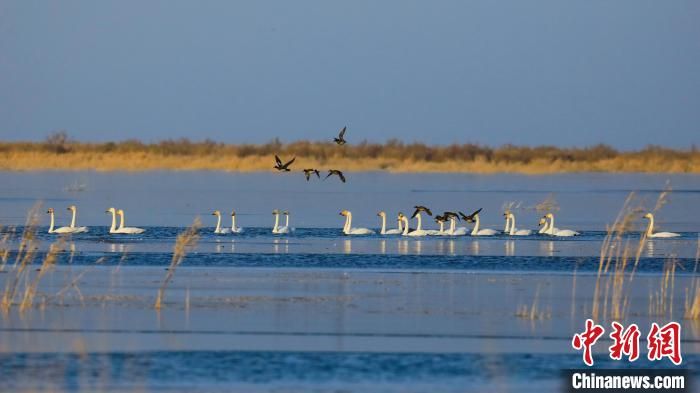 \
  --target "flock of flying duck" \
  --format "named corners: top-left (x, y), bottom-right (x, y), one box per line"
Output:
top-left (274, 126), bottom-right (348, 182)
top-left (42, 127), bottom-right (681, 239)
top-left (44, 204), bottom-right (681, 239)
